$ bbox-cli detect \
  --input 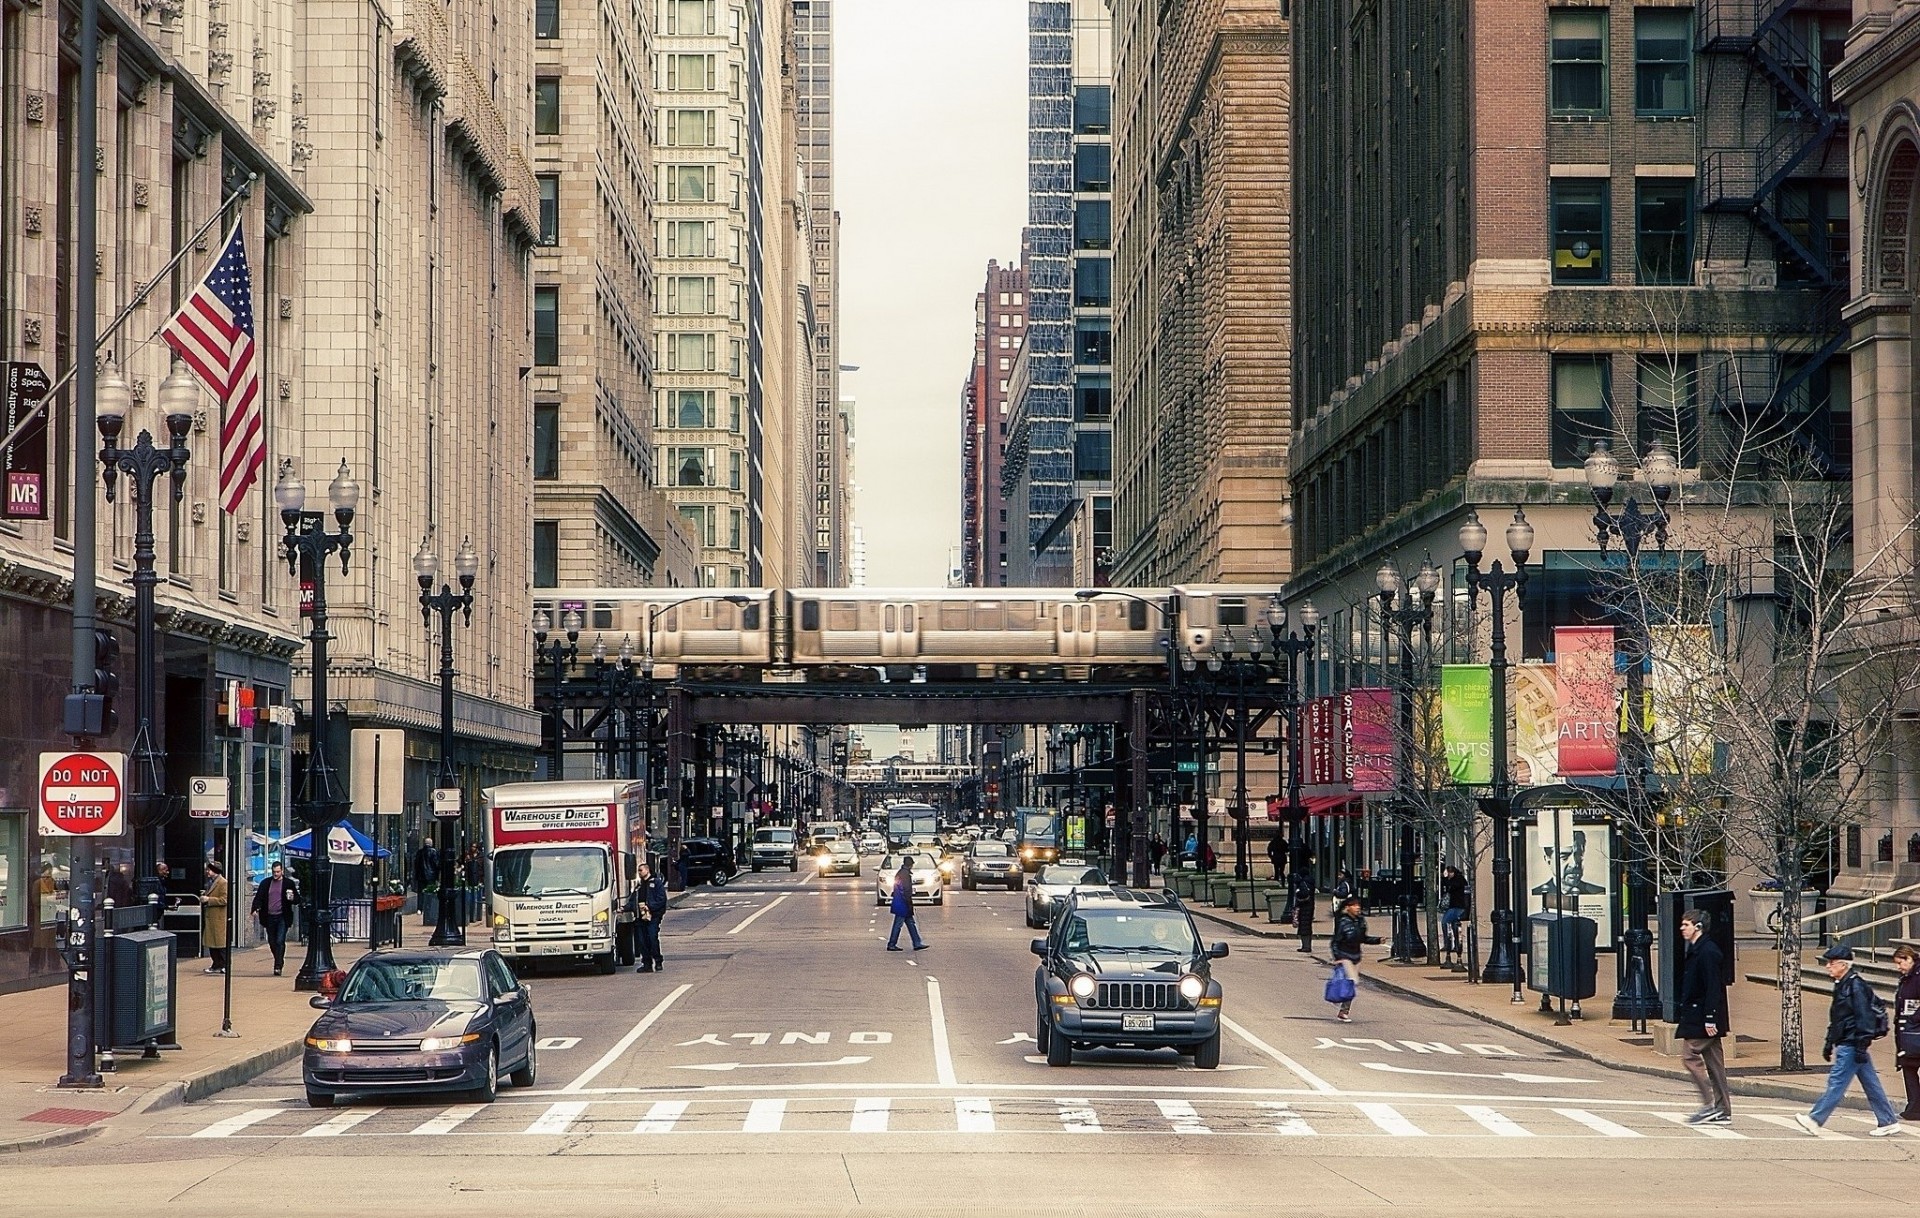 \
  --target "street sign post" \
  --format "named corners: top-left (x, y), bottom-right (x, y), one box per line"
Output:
top-left (38, 751), bottom-right (127, 837)
top-left (187, 776), bottom-right (230, 820)
top-left (432, 787), bottom-right (461, 818)
top-left (3, 361), bottom-right (52, 521)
